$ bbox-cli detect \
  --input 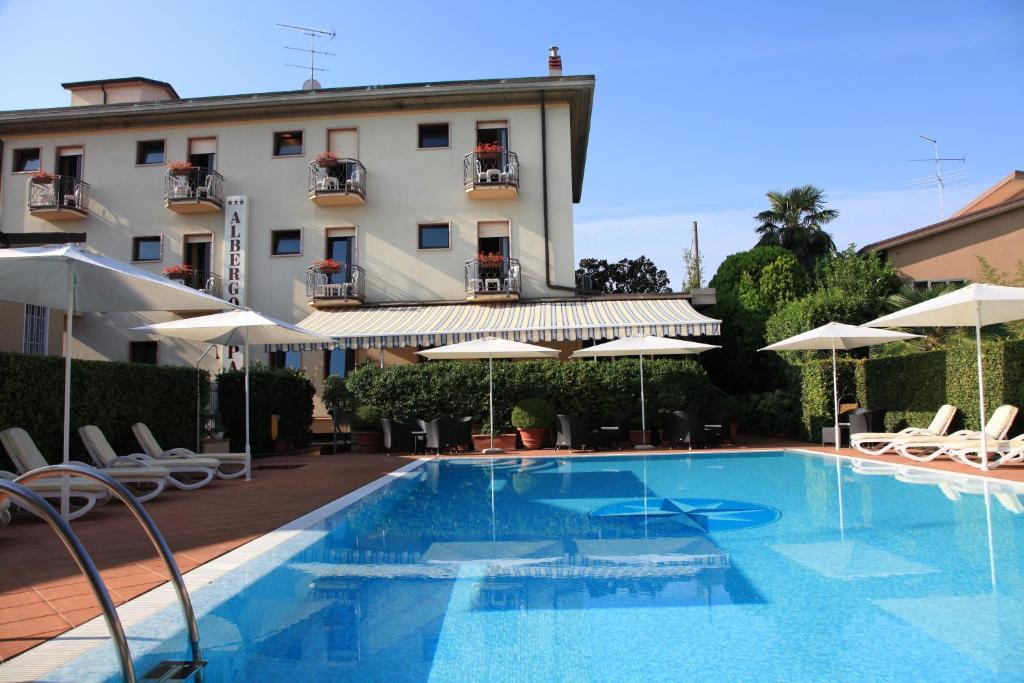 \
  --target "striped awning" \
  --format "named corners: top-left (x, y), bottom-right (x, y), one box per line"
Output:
top-left (286, 296), bottom-right (719, 350)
